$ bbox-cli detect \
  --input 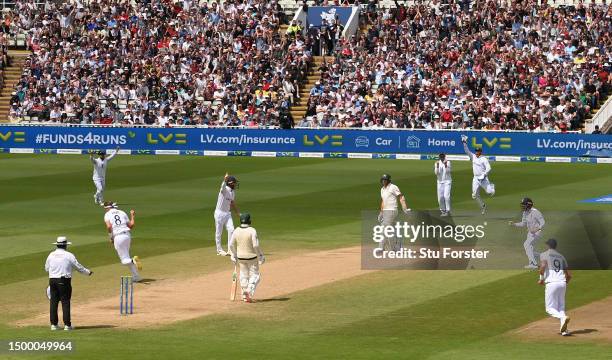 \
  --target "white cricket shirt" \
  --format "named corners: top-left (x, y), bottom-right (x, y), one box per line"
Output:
top-left (381, 183), bottom-right (402, 210)
top-left (45, 248), bottom-right (91, 278)
top-left (216, 180), bottom-right (235, 213)
top-left (434, 160), bottom-right (452, 183)
top-left (91, 149), bottom-right (118, 180)
top-left (514, 208), bottom-right (545, 233)
top-left (104, 209), bottom-right (131, 236)
top-left (540, 249), bottom-right (568, 283)
top-left (464, 143), bottom-right (491, 178)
